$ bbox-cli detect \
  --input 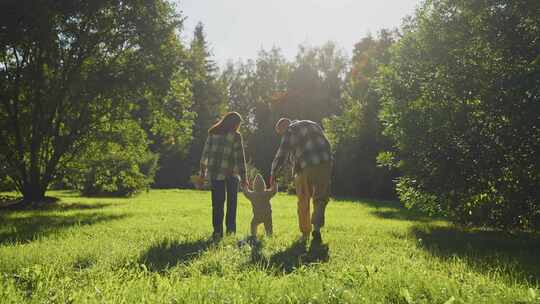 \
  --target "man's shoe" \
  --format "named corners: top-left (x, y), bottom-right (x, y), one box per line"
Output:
top-left (312, 230), bottom-right (322, 242)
